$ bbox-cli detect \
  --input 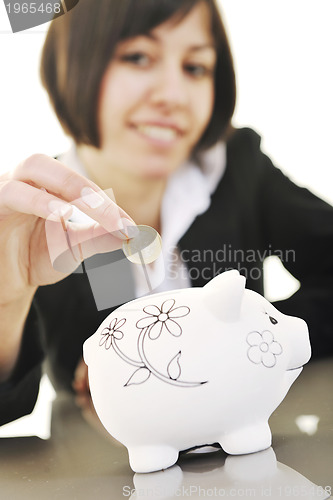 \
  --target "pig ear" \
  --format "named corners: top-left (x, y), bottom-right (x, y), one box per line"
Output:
top-left (203, 270), bottom-right (246, 322)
